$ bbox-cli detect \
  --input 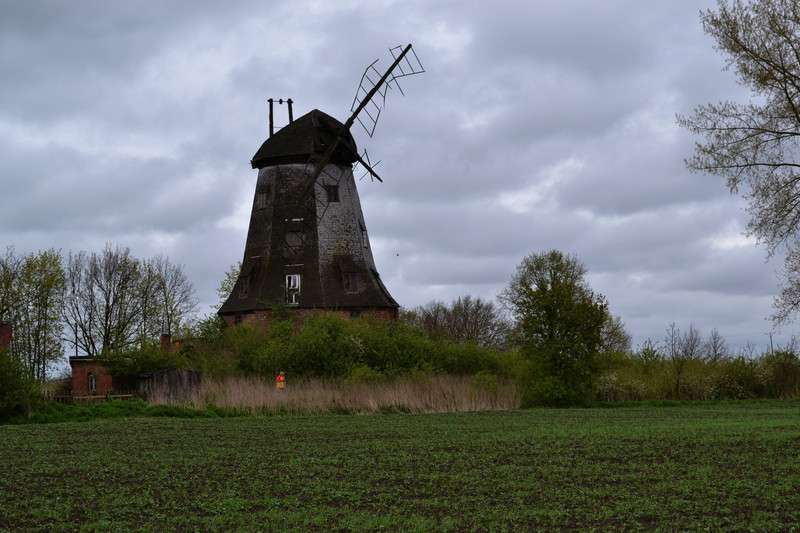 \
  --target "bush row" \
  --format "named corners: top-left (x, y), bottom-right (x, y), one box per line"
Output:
top-left (185, 313), bottom-right (522, 383)
top-left (594, 350), bottom-right (800, 403)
